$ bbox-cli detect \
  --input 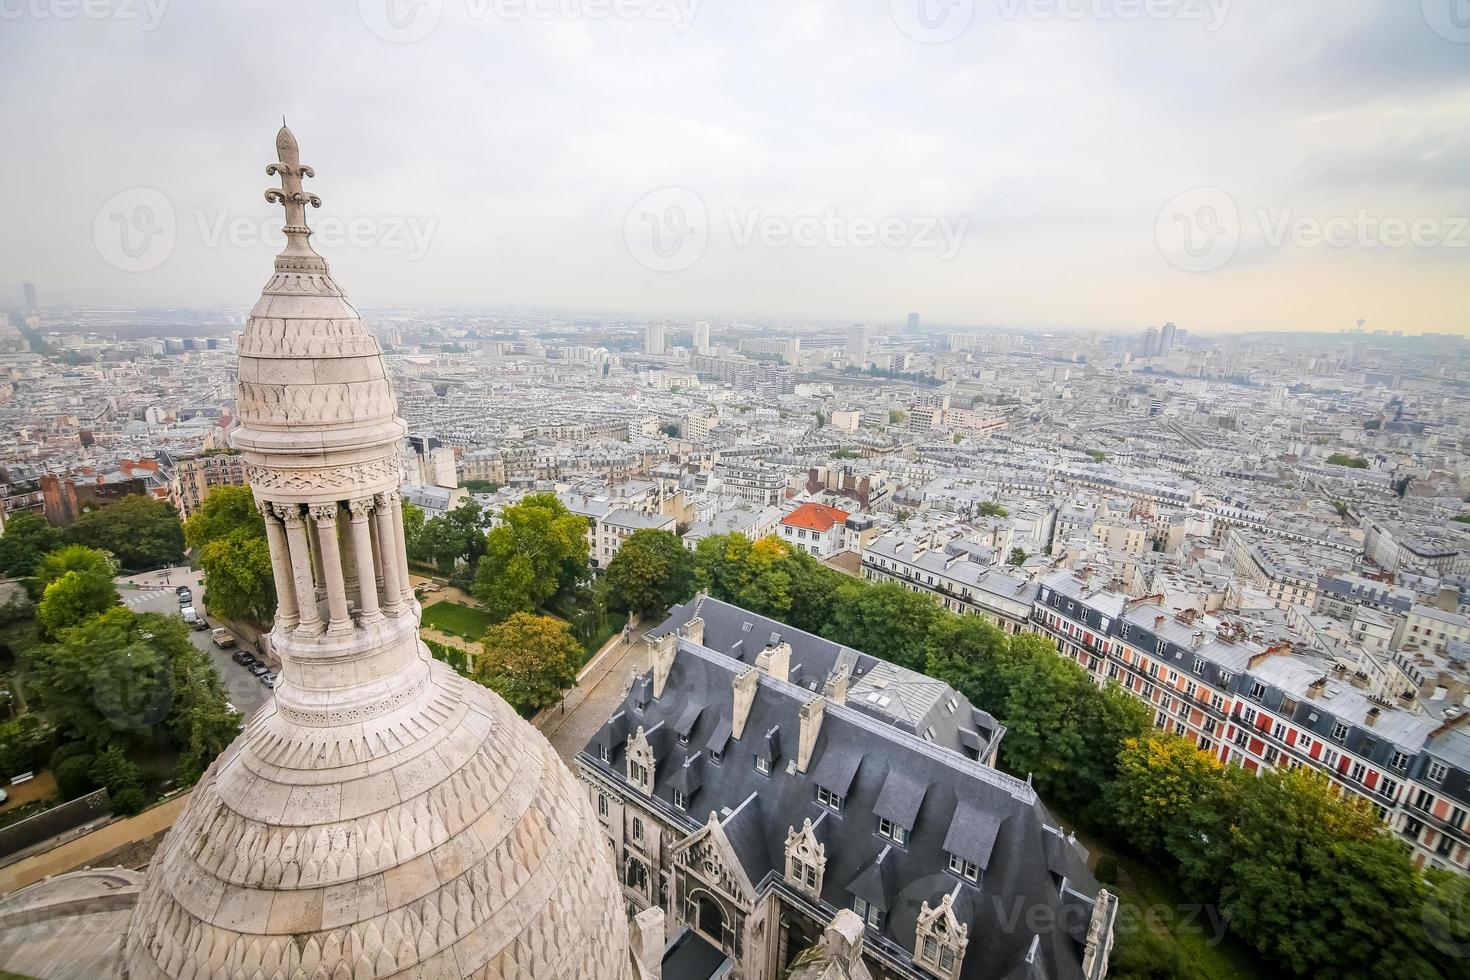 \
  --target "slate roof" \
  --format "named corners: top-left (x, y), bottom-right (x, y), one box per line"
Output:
top-left (581, 635), bottom-right (1107, 980)
top-left (652, 597), bottom-right (1001, 760)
